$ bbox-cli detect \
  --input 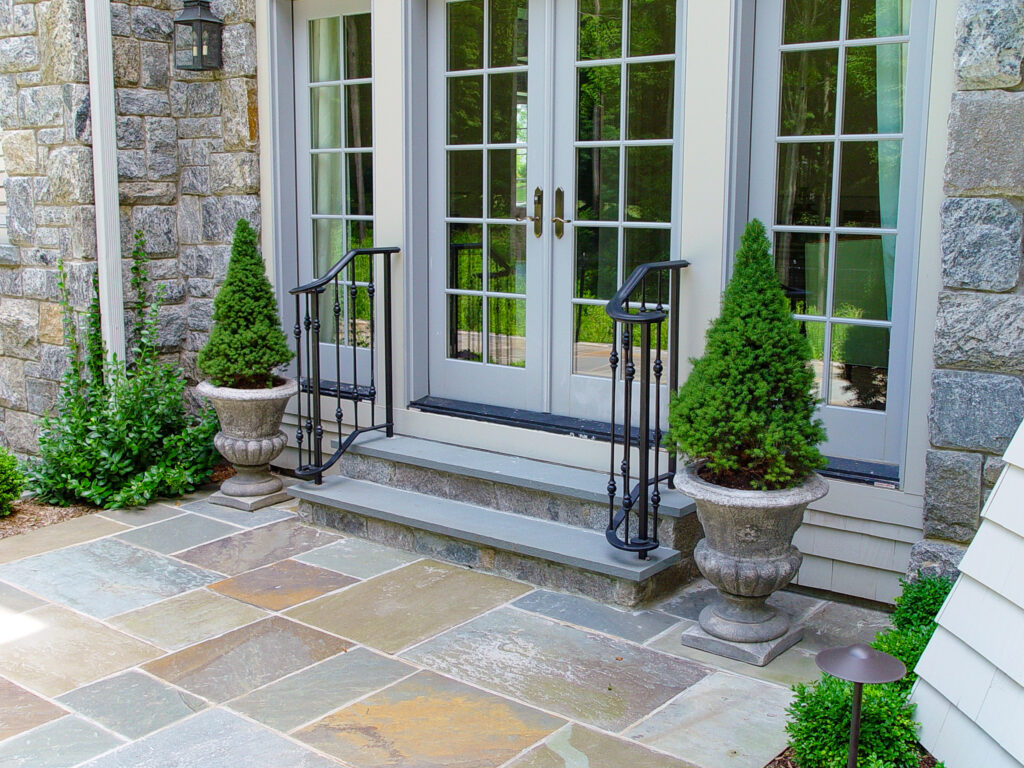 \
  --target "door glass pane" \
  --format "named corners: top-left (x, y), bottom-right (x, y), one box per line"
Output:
top-left (783, 0), bottom-right (841, 44)
top-left (629, 0), bottom-right (675, 56)
top-left (488, 148), bottom-right (527, 219)
top-left (830, 324), bottom-right (888, 409)
top-left (572, 303), bottom-right (614, 377)
top-left (343, 14), bottom-right (371, 79)
top-left (578, 0), bottom-right (622, 61)
top-left (449, 295), bottom-right (483, 361)
top-left (448, 150), bottom-right (483, 217)
top-left (576, 147), bottom-right (619, 221)
top-left (624, 228), bottom-right (670, 301)
top-left (848, 0), bottom-right (910, 39)
top-left (843, 44), bottom-right (907, 135)
top-left (487, 297), bottom-right (526, 365)
top-left (625, 145), bottom-right (672, 222)
top-left (314, 219), bottom-right (346, 276)
top-left (488, 224), bottom-right (527, 293)
top-left (838, 140), bottom-right (901, 228)
top-left (310, 18), bottom-right (340, 82)
top-left (833, 234), bottom-right (894, 321)
top-left (774, 231), bottom-right (828, 316)
top-left (779, 49), bottom-right (838, 136)
top-left (346, 153), bottom-right (373, 215)
top-left (448, 0), bottom-right (484, 71)
top-left (578, 66), bottom-right (621, 141)
top-left (310, 86), bottom-right (341, 148)
top-left (345, 83), bottom-right (372, 147)
top-left (312, 153), bottom-right (343, 214)
top-left (626, 61), bottom-right (674, 140)
top-left (489, 0), bottom-right (528, 67)
top-left (575, 226), bottom-right (618, 300)
top-left (349, 220), bottom-right (373, 250)
top-left (489, 72), bottom-right (527, 143)
top-left (776, 142), bottom-right (833, 226)
top-left (799, 319), bottom-right (826, 400)
top-left (448, 223), bottom-right (483, 290)
top-left (449, 76), bottom-right (484, 144)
